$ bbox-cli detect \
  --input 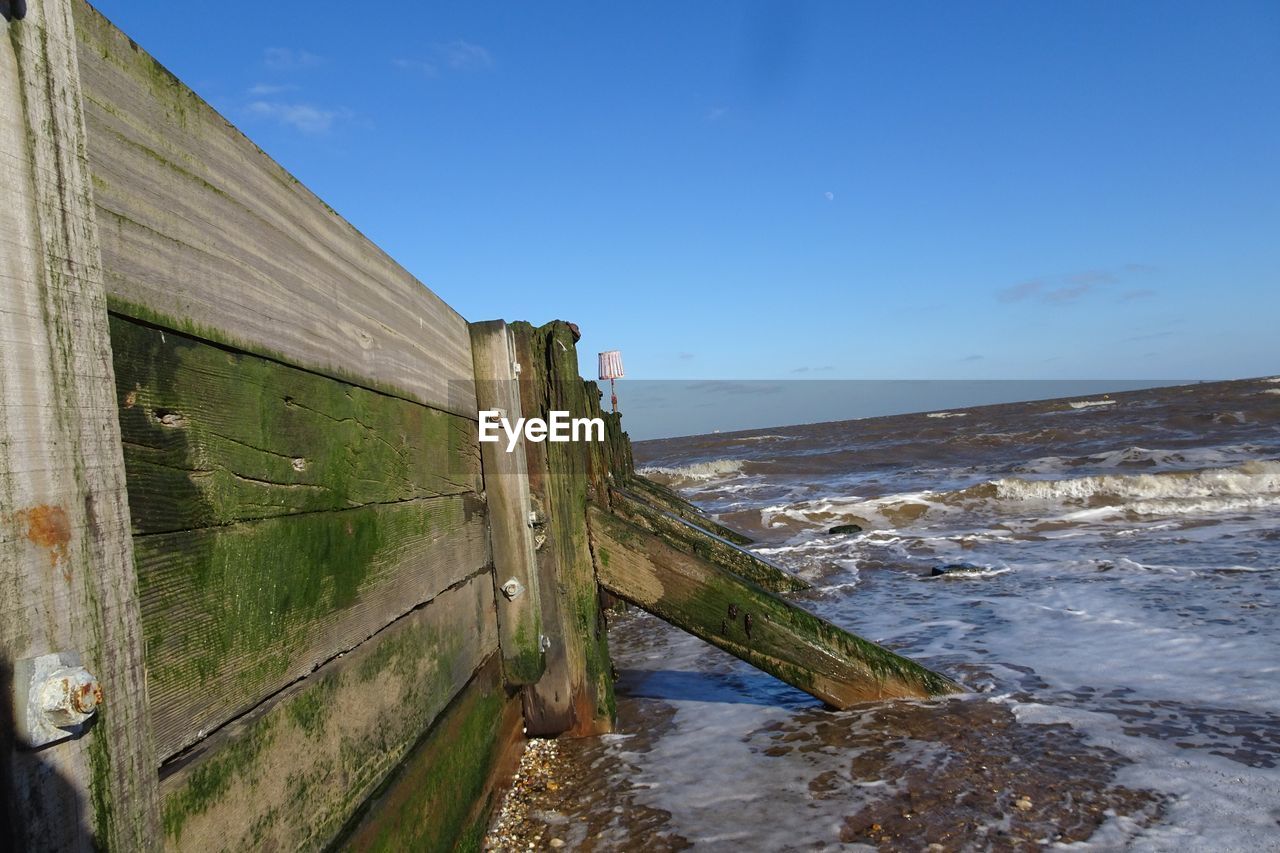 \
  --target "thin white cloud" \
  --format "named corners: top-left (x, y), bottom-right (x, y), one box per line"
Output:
top-left (247, 83), bottom-right (297, 96)
top-left (247, 101), bottom-right (345, 134)
top-left (437, 39), bottom-right (493, 71)
top-left (394, 40), bottom-right (494, 78)
top-left (263, 47), bottom-right (322, 71)
top-left (392, 58), bottom-right (439, 77)
top-left (997, 266), bottom-right (1158, 305)
top-left (706, 106), bottom-right (730, 121)
top-left (1120, 288), bottom-right (1157, 301)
